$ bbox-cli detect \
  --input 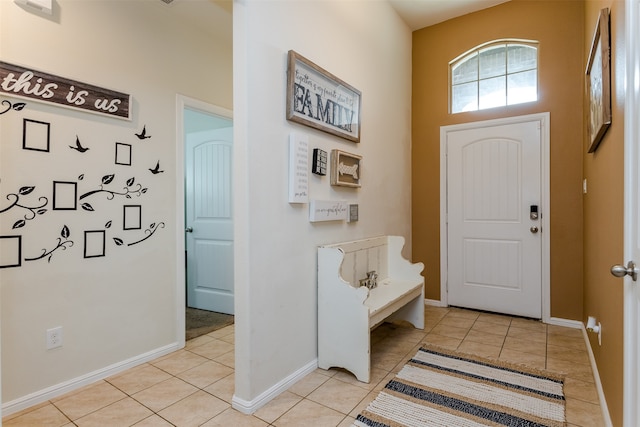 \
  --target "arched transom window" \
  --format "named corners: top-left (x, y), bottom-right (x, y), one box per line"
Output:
top-left (450, 40), bottom-right (539, 113)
